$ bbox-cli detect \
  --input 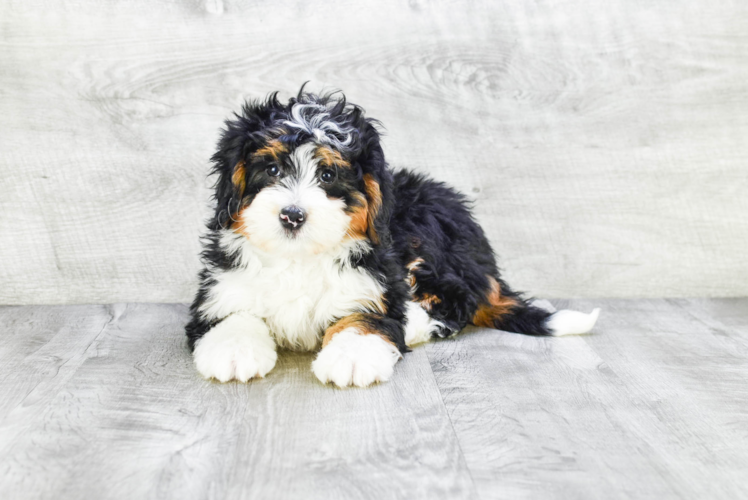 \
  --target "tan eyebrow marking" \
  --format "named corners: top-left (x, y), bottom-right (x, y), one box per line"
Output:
top-left (252, 139), bottom-right (288, 161)
top-left (314, 146), bottom-right (350, 168)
